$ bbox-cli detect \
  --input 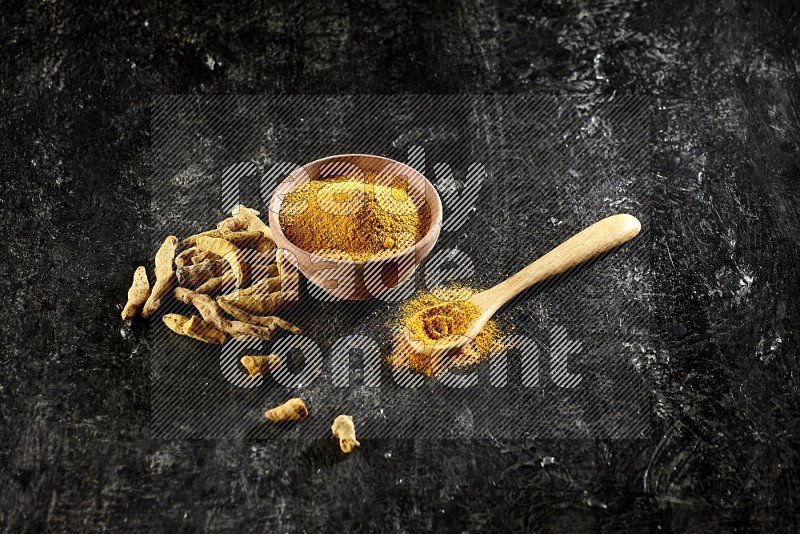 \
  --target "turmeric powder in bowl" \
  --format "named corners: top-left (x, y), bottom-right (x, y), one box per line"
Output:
top-left (278, 173), bottom-right (431, 261)
top-left (389, 285), bottom-right (503, 377)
